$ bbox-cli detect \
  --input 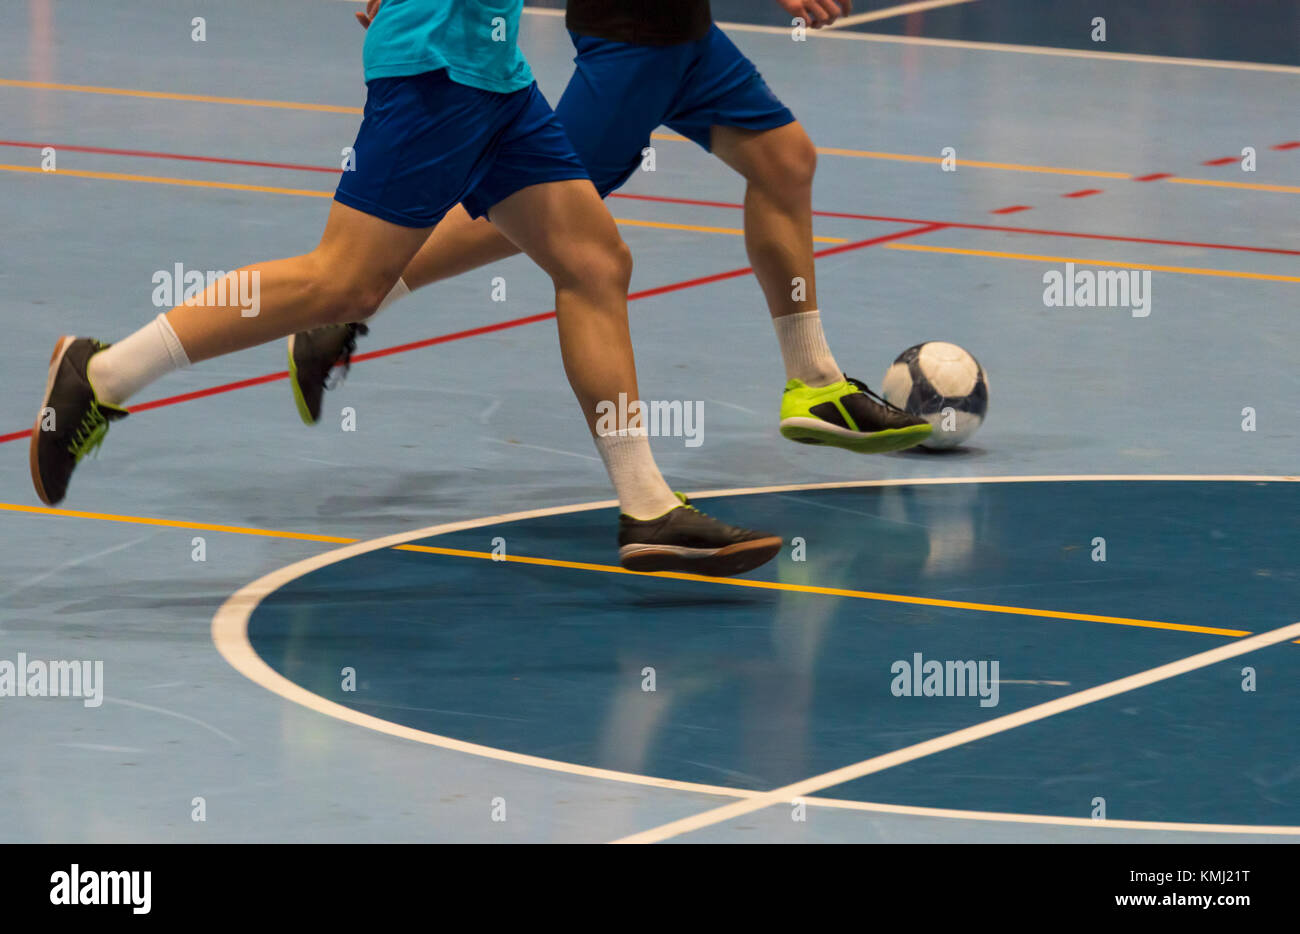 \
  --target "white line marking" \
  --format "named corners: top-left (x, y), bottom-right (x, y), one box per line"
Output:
top-left (696, 21), bottom-right (1300, 75)
top-left (212, 476), bottom-right (1300, 836)
top-left (329, 2), bottom-right (1300, 73)
top-left (0, 534), bottom-right (155, 601)
top-left (828, 0), bottom-right (978, 29)
top-left (57, 743), bottom-right (146, 754)
top-left (103, 697), bottom-right (241, 747)
top-left (611, 620), bottom-right (1300, 843)
top-left (786, 796), bottom-right (1300, 835)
